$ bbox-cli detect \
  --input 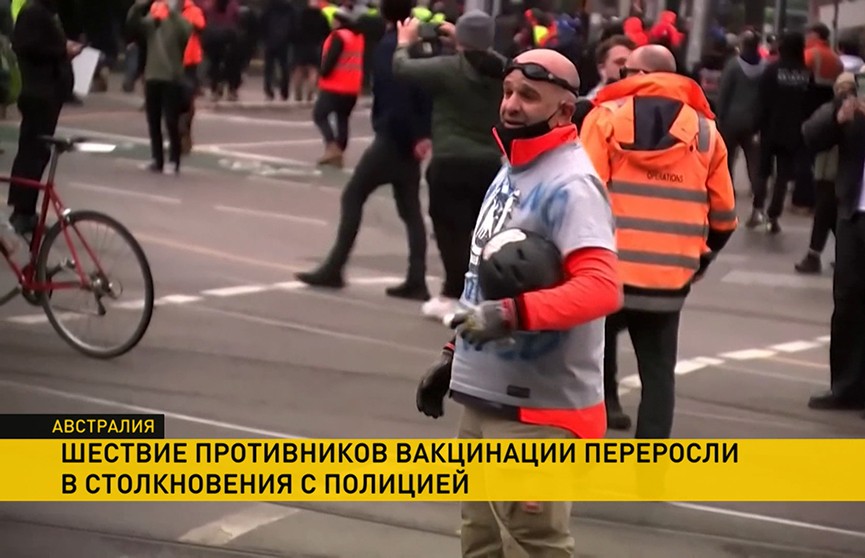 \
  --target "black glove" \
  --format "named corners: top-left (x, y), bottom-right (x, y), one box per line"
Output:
top-left (416, 343), bottom-right (454, 419)
top-left (693, 252), bottom-right (716, 282)
top-left (450, 299), bottom-right (518, 349)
